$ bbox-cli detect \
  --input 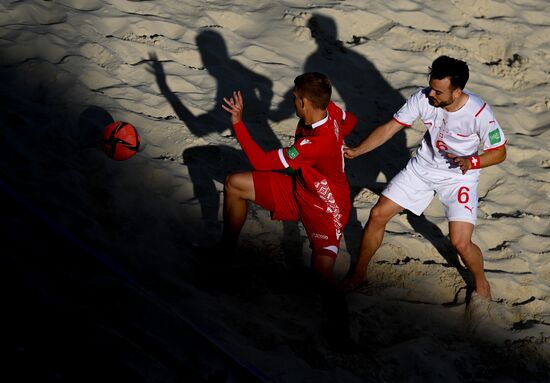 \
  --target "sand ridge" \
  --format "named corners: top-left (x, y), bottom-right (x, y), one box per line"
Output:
top-left (1, 0), bottom-right (549, 381)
